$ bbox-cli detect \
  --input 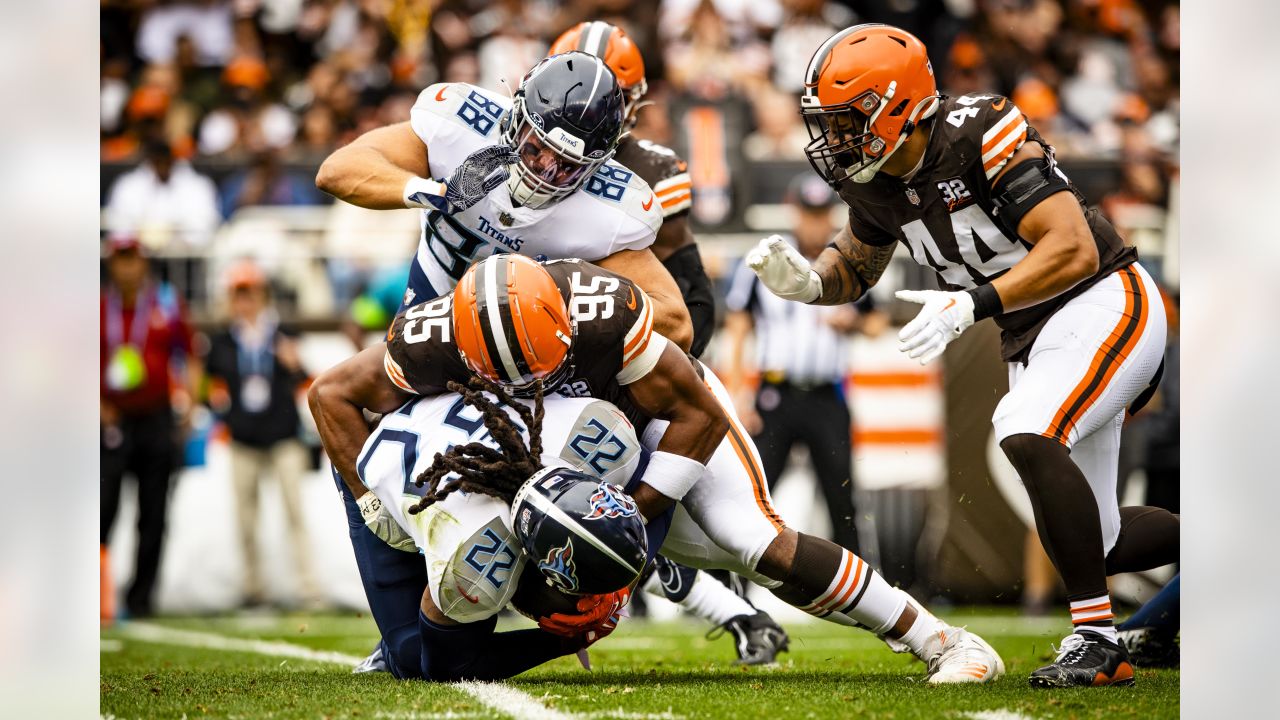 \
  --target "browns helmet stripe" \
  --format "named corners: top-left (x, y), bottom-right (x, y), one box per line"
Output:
top-left (474, 255), bottom-right (533, 384)
top-left (805, 25), bottom-right (869, 90)
top-left (578, 21), bottom-right (611, 58)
